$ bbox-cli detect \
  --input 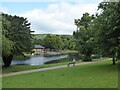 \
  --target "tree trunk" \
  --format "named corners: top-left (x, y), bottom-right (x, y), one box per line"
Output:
top-left (112, 57), bottom-right (115, 65)
top-left (2, 54), bottom-right (14, 67)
